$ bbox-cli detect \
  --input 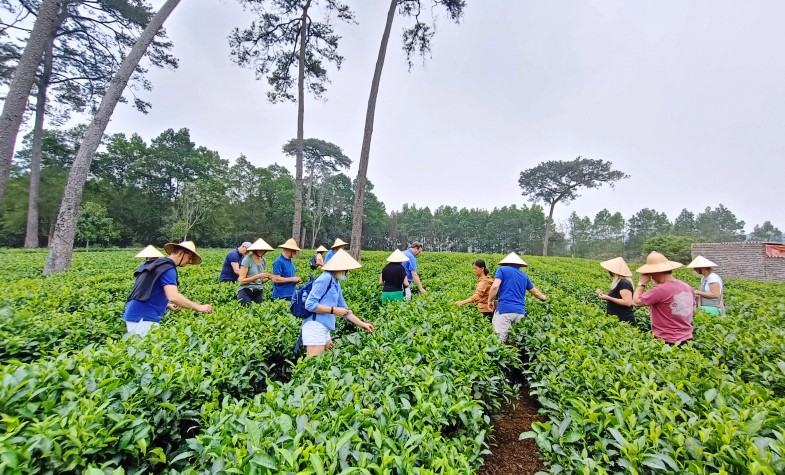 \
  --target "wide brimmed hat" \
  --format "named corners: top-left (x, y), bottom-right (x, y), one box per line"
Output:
top-left (331, 238), bottom-right (348, 249)
top-left (600, 257), bottom-right (632, 277)
top-left (636, 252), bottom-right (682, 274)
top-left (163, 241), bottom-right (202, 265)
top-left (498, 252), bottom-right (528, 267)
top-left (315, 245), bottom-right (328, 253)
top-left (247, 238), bottom-right (274, 252)
top-left (687, 255), bottom-right (718, 269)
top-left (278, 238), bottom-right (301, 251)
top-left (322, 249), bottom-right (362, 272)
top-left (386, 249), bottom-right (410, 263)
top-left (135, 245), bottom-right (163, 259)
